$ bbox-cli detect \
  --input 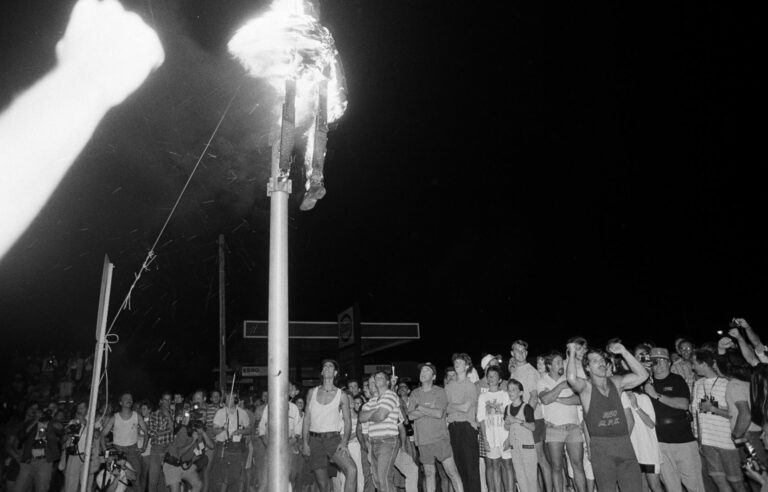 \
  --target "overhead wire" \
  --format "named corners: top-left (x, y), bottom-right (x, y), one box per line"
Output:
top-left (93, 82), bottom-right (242, 404)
